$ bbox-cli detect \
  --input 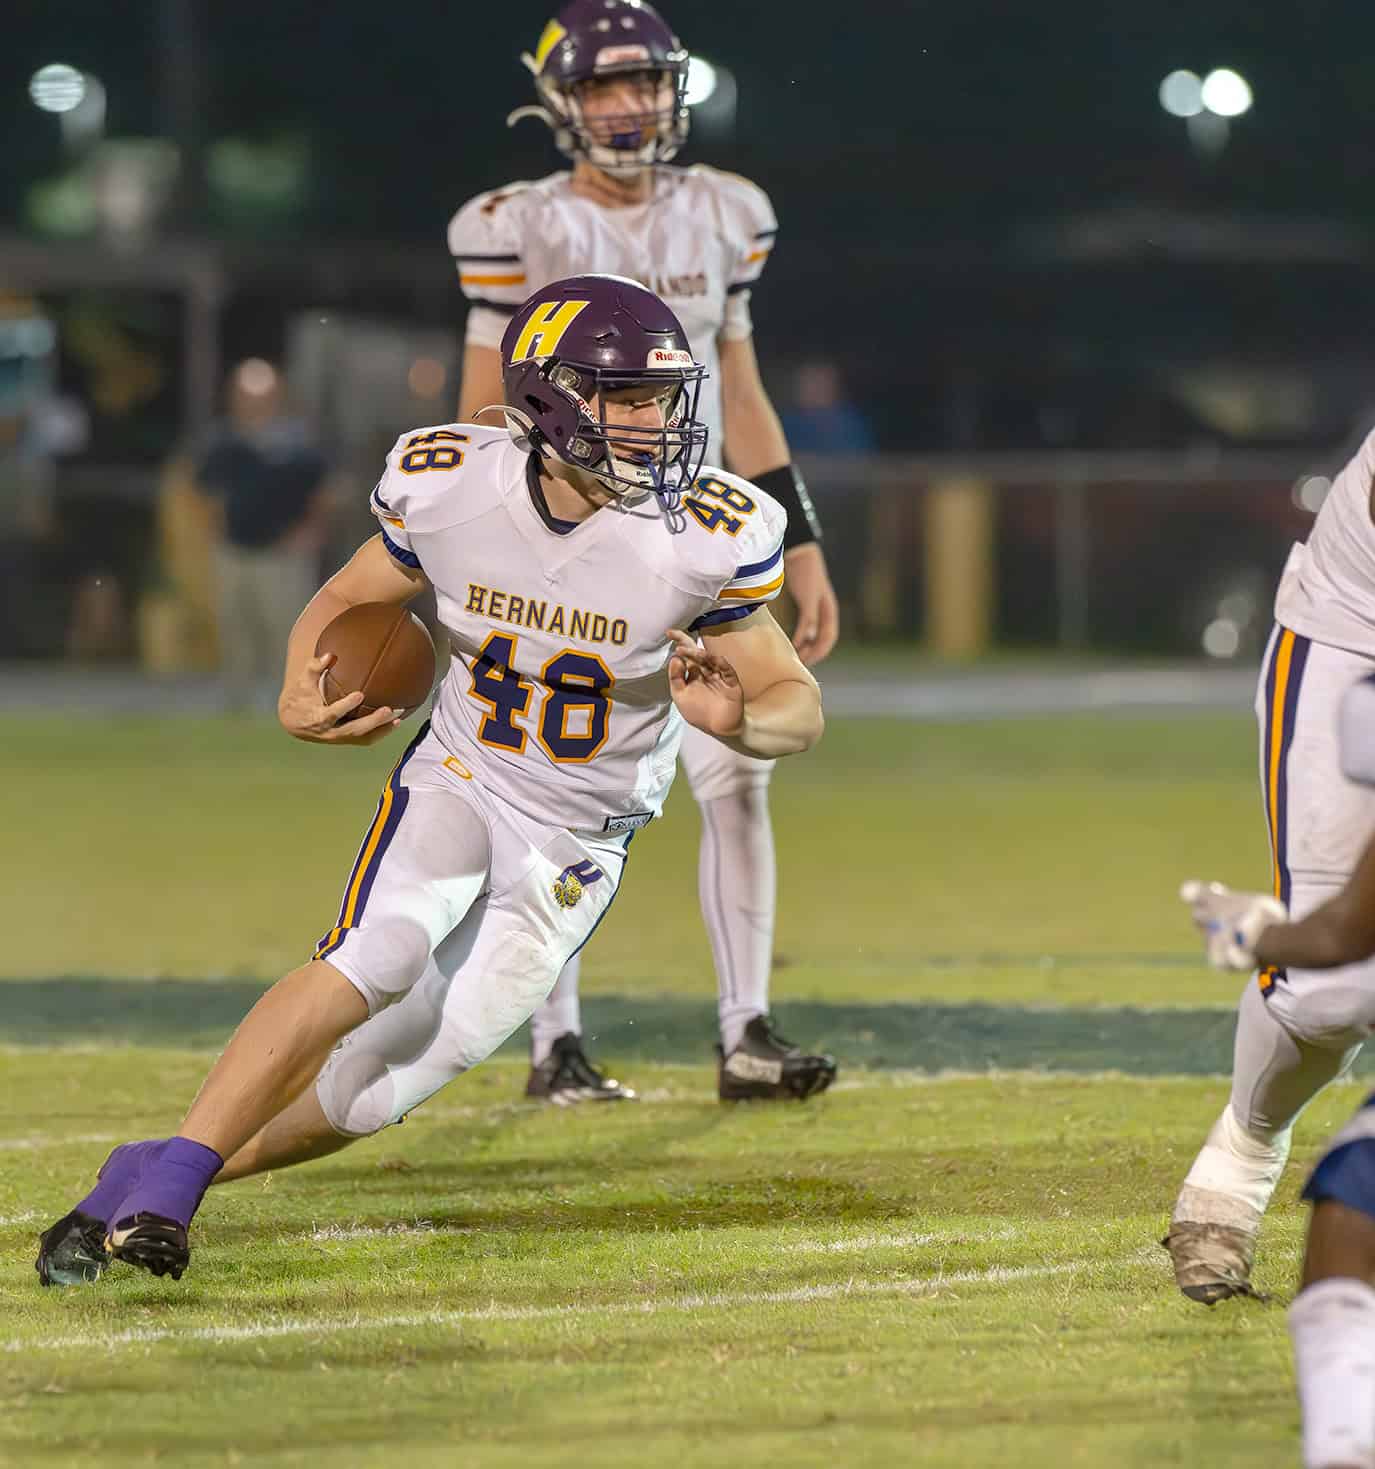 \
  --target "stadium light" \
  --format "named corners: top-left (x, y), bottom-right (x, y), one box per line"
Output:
top-left (685, 56), bottom-right (718, 108)
top-left (1200, 68), bottom-right (1253, 118)
top-left (29, 63), bottom-right (86, 114)
top-left (1158, 70), bottom-right (1204, 118)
